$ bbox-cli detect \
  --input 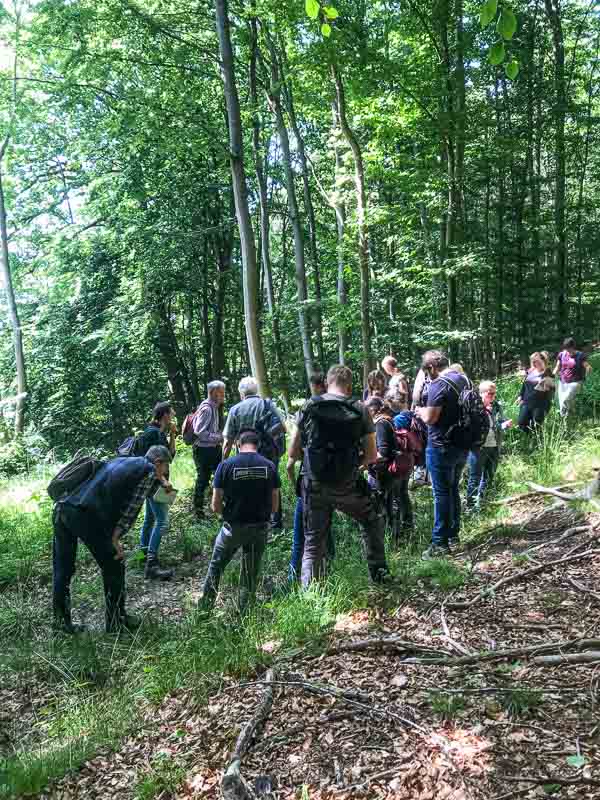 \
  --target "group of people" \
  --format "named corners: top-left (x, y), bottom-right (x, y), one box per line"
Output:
top-left (49, 338), bottom-right (592, 633)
